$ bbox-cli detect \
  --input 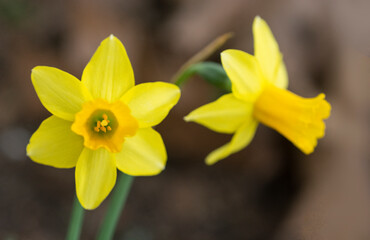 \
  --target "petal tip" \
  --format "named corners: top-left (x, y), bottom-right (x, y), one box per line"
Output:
top-left (254, 15), bottom-right (262, 24)
top-left (253, 15), bottom-right (266, 29)
top-left (220, 49), bottom-right (237, 58)
top-left (183, 114), bottom-right (192, 122)
top-left (31, 66), bottom-right (42, 77)
top-left (108, 34), bottom-right (120, 43)
top-left (220, 50), bottom-right (228, 57)
top-left (221, 49), bottom-right (254, 62)
top-left (220, 49), bottom-right (240, 66)
top-left (205, 155), bottom-right (220, 166)
top-left (205, 158), bottom-right (214, 166)
top-left (77, 196), bottom-right (98, 210)
top-left (103, 34), bottom-right (121, 46)
top-left (168, 83), bottom-right (181, 100)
